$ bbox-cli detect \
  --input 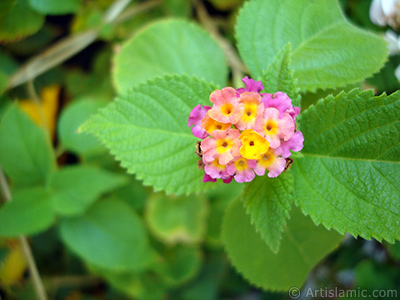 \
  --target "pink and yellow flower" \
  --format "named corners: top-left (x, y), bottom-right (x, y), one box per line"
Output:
top-left (235, 92), bottom-right (265, 130)
top-left (208, 87), bottom-right (244, 124)
top-left (227, 157), bottom-right (257, 183)
top-left (204, 157), bottom-right (230, 179)
top-left (239, 129), bottom-right (269, 160)
top-left (188, 76), bottom-right (303, 184)
top-left (254, 107), bottom-right (294, 148)
top-left (254, 147), bottom-right (286, 178)
top-left (201, 129), bottom-right (241, 165)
